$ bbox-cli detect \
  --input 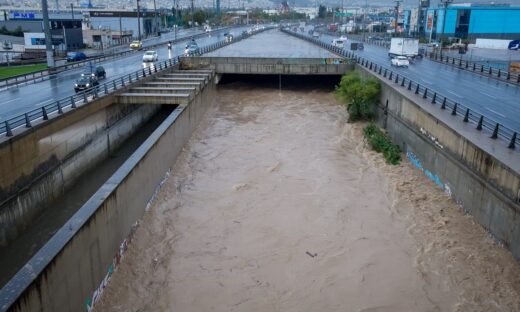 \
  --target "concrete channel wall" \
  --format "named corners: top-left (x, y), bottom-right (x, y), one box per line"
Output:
top-left (0, 74), bottom-right (216, 312)
top-left (358, 65), bottom-right (520, 260)
top-left (0, 65), bottom-right (181, 247)
top-left (180, 57), bottom-right (353, 75)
